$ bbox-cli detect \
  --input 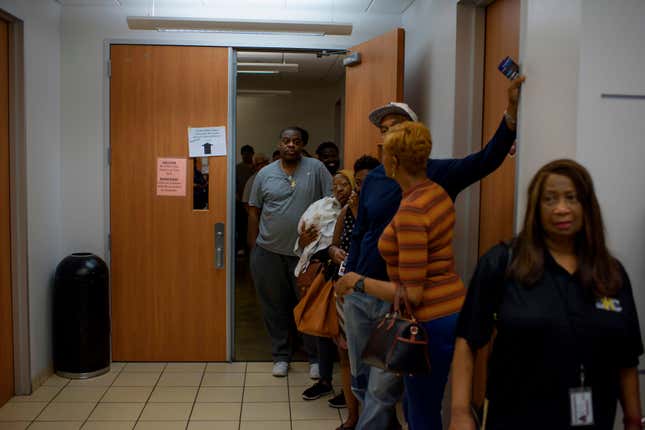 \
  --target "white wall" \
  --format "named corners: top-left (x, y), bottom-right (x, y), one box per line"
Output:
top-left (0, 0), bottom-right (62, 387)
top-left (236, 82), bottom-right (344, 162)
top-left (59, 5), bottom-right (401, 258)
top-left (402, 0), bottom-right (482, 280)
top-left (575, 0), bottom-right (645, 367)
